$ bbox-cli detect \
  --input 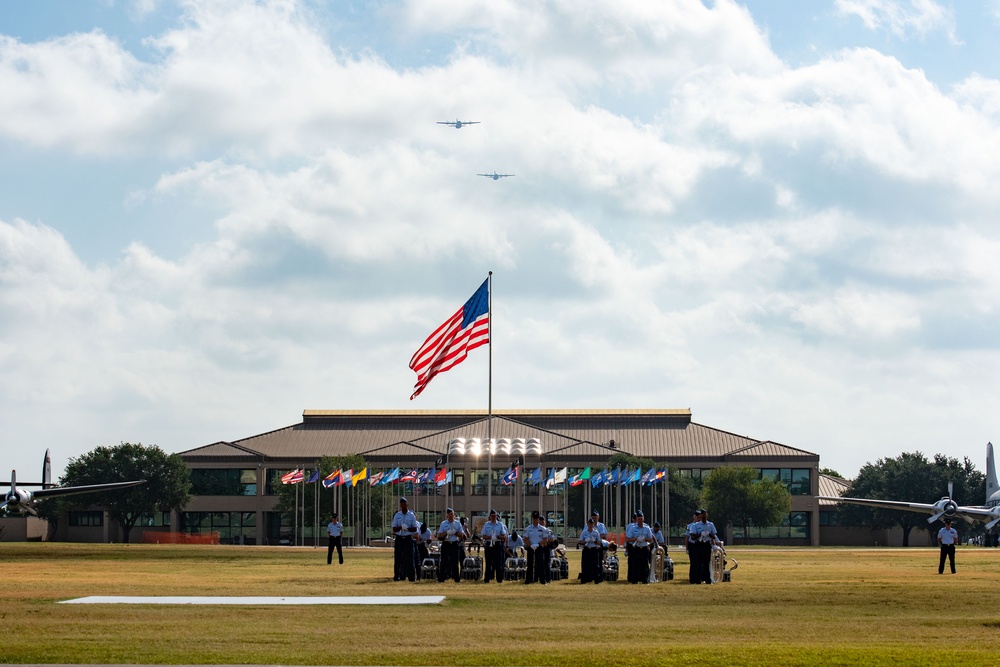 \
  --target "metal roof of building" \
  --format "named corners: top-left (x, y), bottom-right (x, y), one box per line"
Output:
top-left (817, 473), bottom-right (851, 505)
top-left (179, 409), bottom-right (818, 466)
